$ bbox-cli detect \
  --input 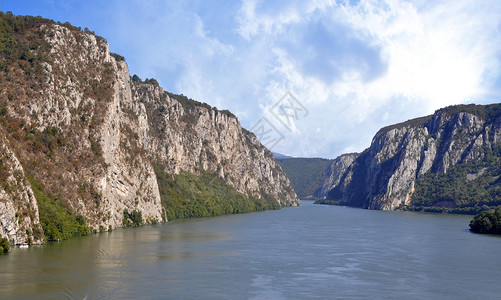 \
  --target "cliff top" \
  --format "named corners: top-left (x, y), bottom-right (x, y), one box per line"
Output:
top-left (375, 115), bottom-right (432, 137)
top-left (436, 103), bottom-right (501, 121)
top-left (0, 12), bottom-right (233, 121)
top-left (375, 102), bottom-right (501, 138)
